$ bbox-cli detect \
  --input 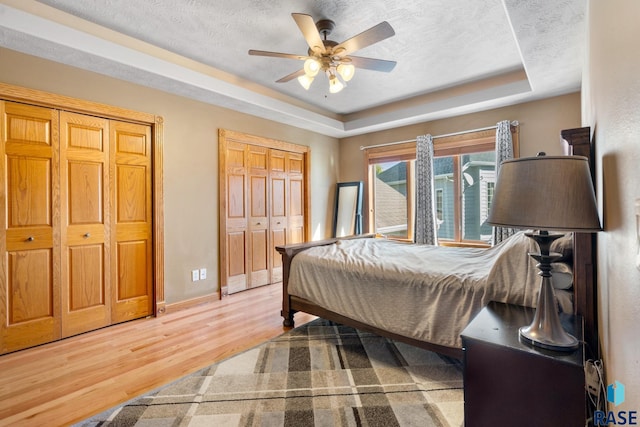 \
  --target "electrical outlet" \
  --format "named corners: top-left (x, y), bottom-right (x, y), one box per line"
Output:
top-left (199, 268), bottom-right (207, 280)
top-left (191, 269), bottom-right (199, 282)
